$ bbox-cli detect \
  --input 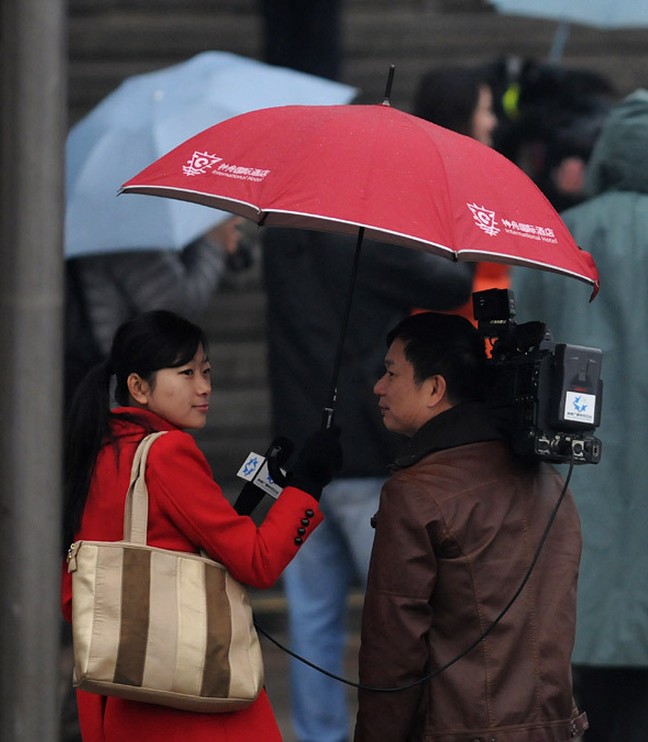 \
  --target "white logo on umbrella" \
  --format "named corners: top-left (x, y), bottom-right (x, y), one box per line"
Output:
top-left (214, 163), bottom-right (271, 182)
top-left (183, 151), bottom-right (222, 176)
top-left (467, 203), bottom-right (500, 236)
top-left (501, 218), bottom-right (557, 243)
